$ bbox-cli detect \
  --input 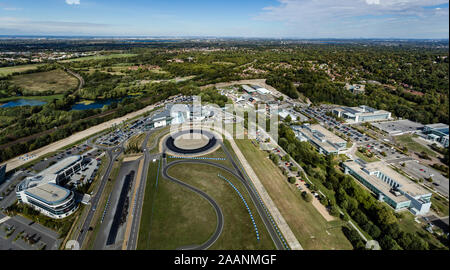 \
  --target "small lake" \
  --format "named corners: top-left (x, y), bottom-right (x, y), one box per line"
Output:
top-left (0, 99), bottom-right (47, 108)
top-left (70, 98), bottom-right (123, 111)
